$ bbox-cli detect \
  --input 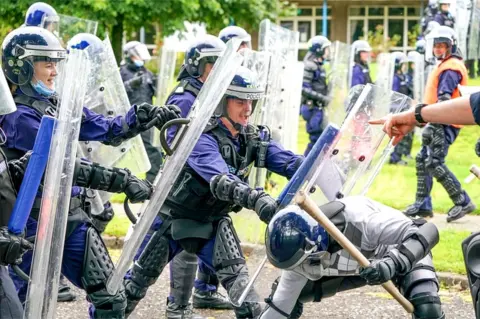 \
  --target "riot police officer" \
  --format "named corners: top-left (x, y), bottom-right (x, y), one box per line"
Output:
top-left (404, 26), bottom-right (476, 222)
top-left (300, 36), bottom-right (332, 156)
top-left (350, 40), bottom-right (373, 87)
top-left (123, 67), bottom-right (304, 318)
